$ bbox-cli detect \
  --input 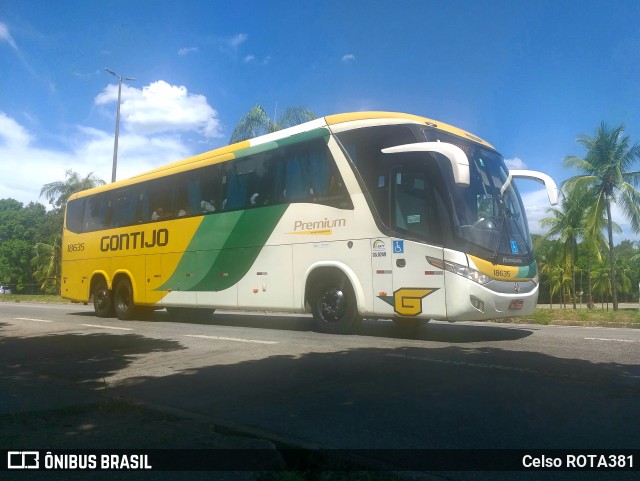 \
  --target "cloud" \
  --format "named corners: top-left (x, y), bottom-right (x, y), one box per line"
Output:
top-left (95, 80), bottom-right (222, 139)
top-left (1, 80), bottom-right (223, 206)
top-left (0, 22), bottom-right (18, 50)
top-left (0, 112), bottom-right (197, 206)
top-left (505, 157), bottom-right (527, 169)
top-left (523, 187), bottom-right (638, 244)
top-left (178, 47), bottom-right (198, 56)
top-left (0, 112), bottom-right (32, 148)
top-left (342, 54), bottom-right (355, 63)
top-left (228, 33), bottom-right (248, 48)
top-left (243, 54), bottom-right (270, 65)
top-left (518, 188), bottom-right (553, 235)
